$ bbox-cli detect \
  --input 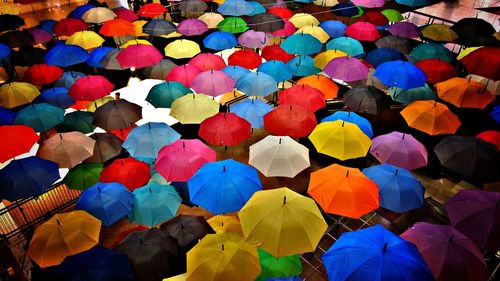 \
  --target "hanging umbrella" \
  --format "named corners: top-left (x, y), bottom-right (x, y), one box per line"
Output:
top-left (69, 75), bottom-right (114, 101)
top-left (107, 123), bottom-right (137, 141)
top-left (278, 84), bottom-right (325, 112)
top-left (256, 249), bottom-right (302, 281)
top-left (323, 224), bottom-right (434, 281)
top-left (324, 56), bottom-right (369, 82)
top-left (295, 26), bottom-right (329, 44)
top-left (321, 111), bottom-right (373, 138)
top-left (401, 222), bottom-right (487, 281)
top-left (217, 0), bottom-right (253, 16)
top-left (0, 14), bottom-right (24, 31)
top-left (0, 156), bottom-right (59, 201)
top-left (97, 48), bottom-right (126, 70)
top-left (14, 103), bottom-right (64, 133)
top-left (421, 24), bottom-right (458, 42)
top-left (460, 47), bottom-right (500, 81)
top-left (114, 7), bottom-right (138, 21)
top-left (0, 82), bottom-right (40, 109)
top-left (100, 157), bottom-right (151, 190)
top-left (281, 33), bottom-right (322, 56)
top-left (288, 13), bottom-right (319, 28)
top-left (247, 13), bottom-right (285, 33)
top-left (189, 53), bottom-right (226, 71)
top-left (129, 183), bottom-right (181, 227)
top-left (356, 11), bottom-right (389, 26)
top-left (137, 2), bottom-right (167, 18)
top-left (452, 17), bottom-right (496, 38)
top-left (142, 19), bottom-right (177, 36)
top-left (11, 46), bottom-right (46, 66)
top-left (400, 101), bottom-right (461, 135)
top-left (217, 17), bottom-right (248, 33)
top-left (177, 18), bottom-right (209, 36)
top-left (238, 30), bottom-right (269, 48)
top-left (0, 30), bottom-right (34, 48)
top-left (198, 12), bottom-right (224, 28)
top-left (381, 8), bottom-right (404, 22)
top-left (203, 31), bottom-right (238, 51)
top-left (207, 215), bottom-right (243, 235)
top-left (117, 44), bottom-right (163, 69)
top-left (345, 21), bottom-right (380, 42)
top-left (37, 132), bottom-right (95, 168)
top-left (190, 70), bottom-right (235, 97)
top-left (228, 49), bottom-right (262, 69)
top-left (82, 7), bottom-right (116, 24)
top-left (170, 93), bottom-right (219, 124)
top-left (374, 60), bottom-right (426, 89)
top-left (257, 60), bottom-right (293, 83)
top-left (387, 83), bottom-right (437, 105)
top-left (319, 20), bottom-right (346, 38)
top-left (99, 18), bottom-right (135, 37)
top-left (92, 99), bottom-right (142, 131)
top-left (143, 59), bottom-right (177, 80)
top-left (123, 122), bottom-right (180, 158)
top-left (178, 0), bottom-right (208, 14)
top-left (53, 18), bottom-right (88, 36)
top-left (199, 112), bottom-right (251, 146)
top-left (388, 22), bottom-right (420, 38)
top-left (0, 125), bottom-right (38, 163)
top-left (56, 111), bottom-right (95, 134)
top-left (264, 105), bottom-right (317, 138)
top-left (313, 50), bottom-right (347, 69)
top-left (477, 130), bottom-right (500, 150)
top-left (395, 0), bottom-right (432, 7)
top-left (69, 3), bottom-right (95, 18)
top-left (414, 59), bottom-right (457, 84)
top-left (268, 7), bottom-right (293, 20)
top-left (236, 71), bottom-right (278, 97)
top-left (166, 64), bottom-right (203, 87)
top-left (435, 77), bottom-right (494, 109)
top-left (26, 28), bottom-right (53, 44)
top-left (409, 42), bottom-right (455, 62)
top-left (146, 81), bottom-right (192, 108)
top-left (230, 98), bottom-right (273, 129)
top-left (365, 48), bottom-right (406, 67)
top-left (87, 47), bottom-right (114, 68)
top-left (375, 35), bottom-right (413, 54)
top-left (261, 44), bottom-right (295, 63)
top-left (326, 36), bottom-right (364, 57)
top-left (352, 0), bottom-right (384, 7)
top-left (222, 65), bottom-right (251, 81)
top-left (249, 135), bottom-right (310, 178)
top-left (165, 39), bottom-right (201, 59)
top-left (66, 31), bottom-right (104, 50)
top-left (64, 163), bottom-right (103, 190)
top-left (45, 43), bottom-right (89, 67)
top-left (27, 210), bottom-right (101, 268)
top-left (239, 187), bottom-right (327, 257)
top-left (370, 131), bottom-right (428, 170)
top-left (38, 89), bottom-right (73, 109)
top-left (54, 71), bottom-right (86, 88)
top-left (286, 56), bottom-right (321, 77)
top-left (84, 133), bottom-right (123, 163)
top-left (343, 86), bottom-right (390, 114)
top-left (297, 75), bottom-right (339, 99)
